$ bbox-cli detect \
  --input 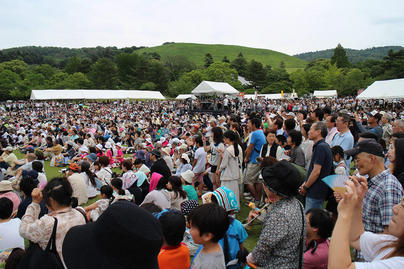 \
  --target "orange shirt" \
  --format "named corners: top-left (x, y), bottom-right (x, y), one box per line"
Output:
top-left (158, 243), bottom-right (190, 269)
